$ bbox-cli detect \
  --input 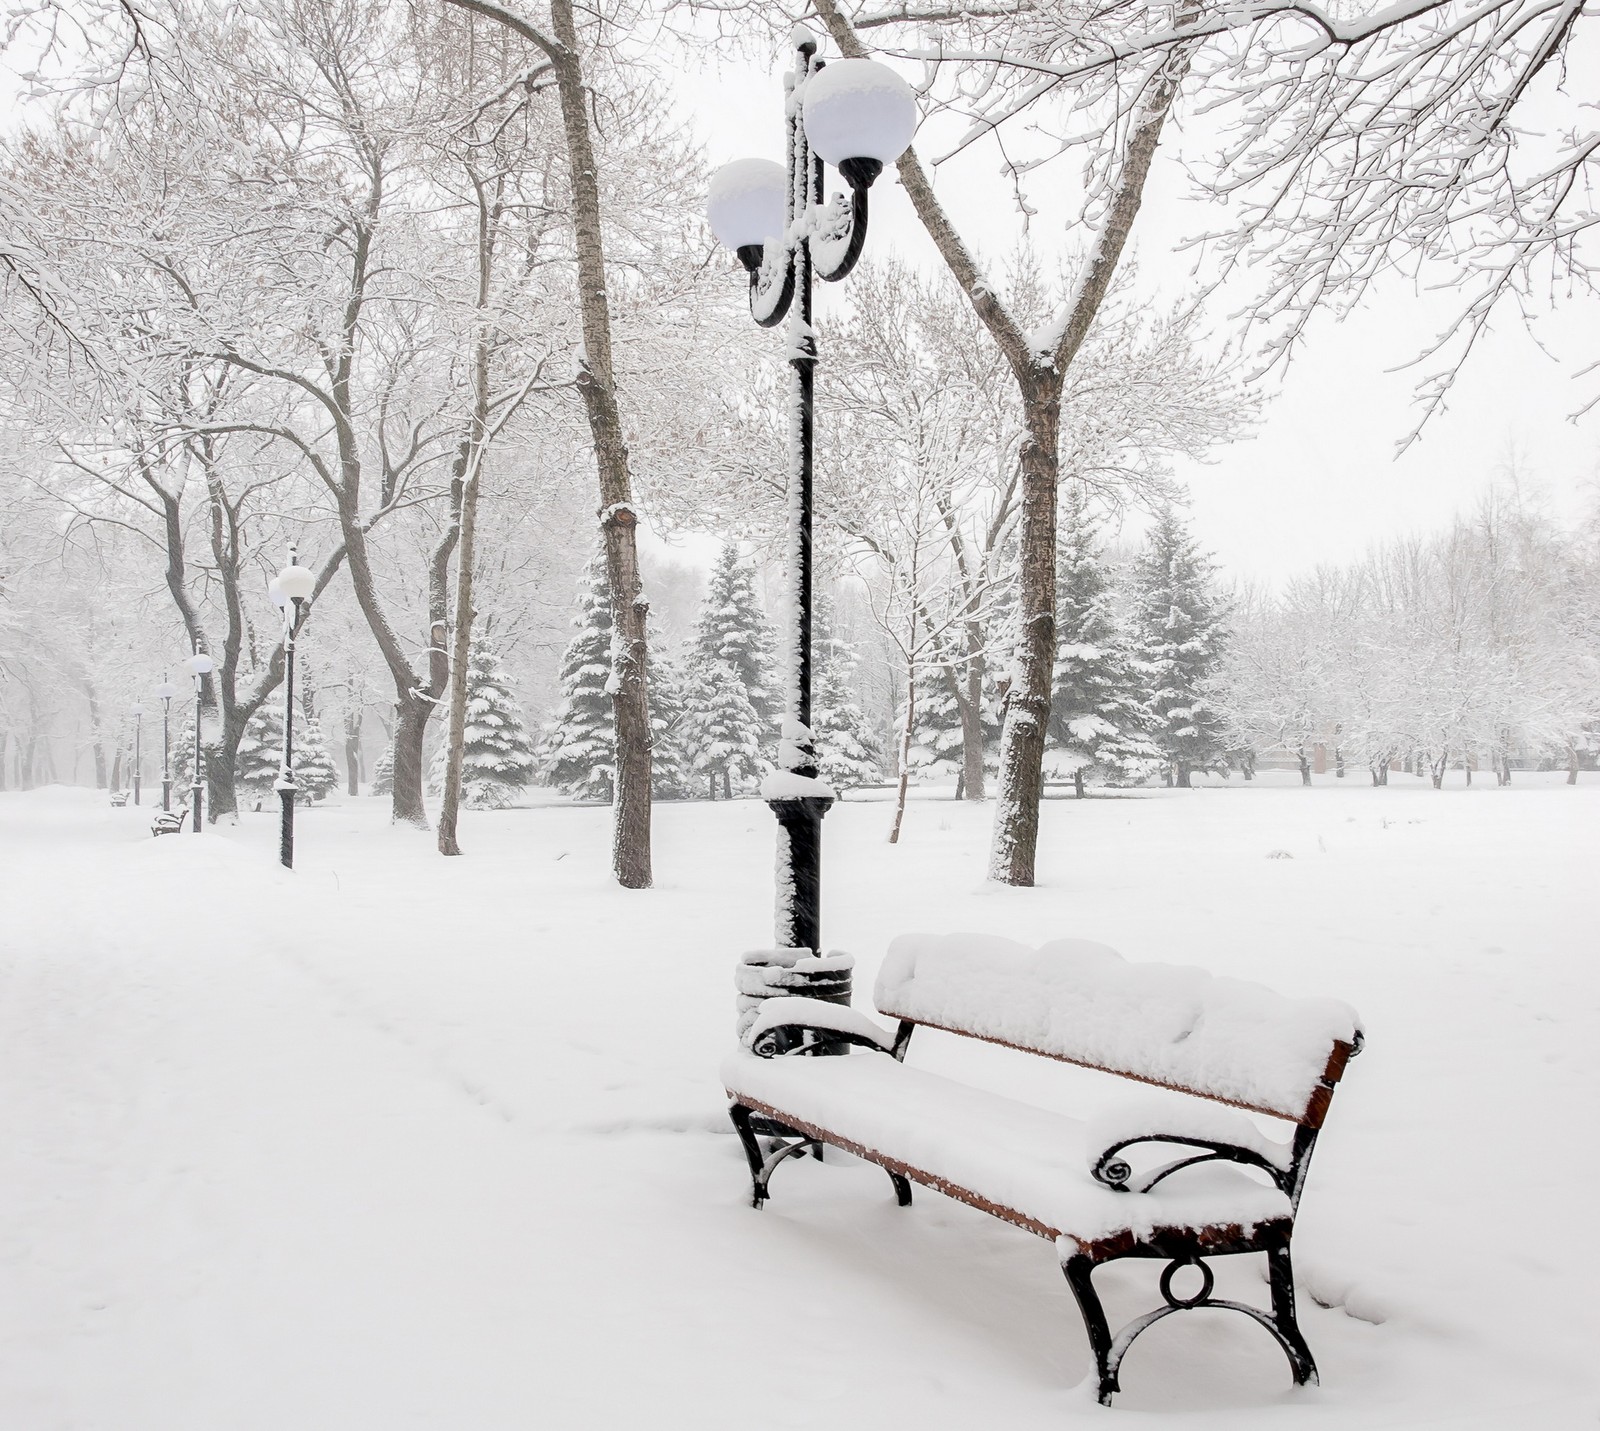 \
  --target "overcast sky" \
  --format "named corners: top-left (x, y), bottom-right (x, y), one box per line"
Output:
top-left (674, 37), bottom-right (1600, 584)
